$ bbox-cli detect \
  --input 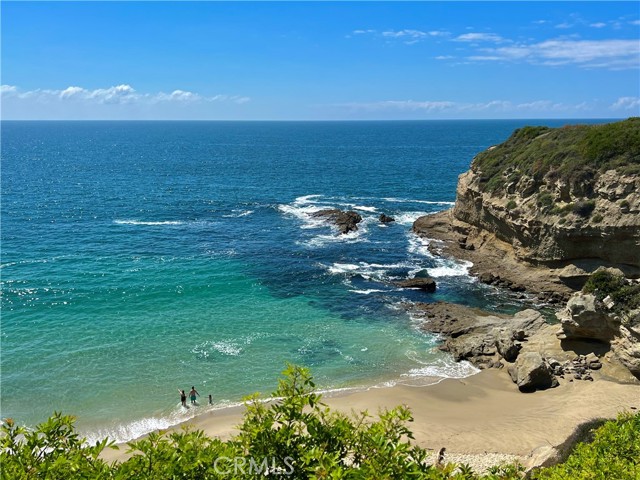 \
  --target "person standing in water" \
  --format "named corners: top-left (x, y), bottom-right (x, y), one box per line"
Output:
top-left (189, 386), bottom-right (199, 405)
top-left (178, 389), bottom-right (187, 407)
